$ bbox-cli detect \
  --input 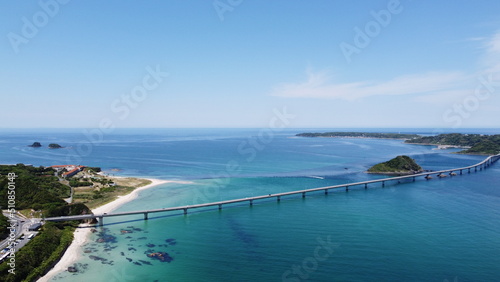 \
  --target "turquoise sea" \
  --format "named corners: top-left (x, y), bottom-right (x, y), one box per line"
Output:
top-left (1, 128), bottom-right (499, 282)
